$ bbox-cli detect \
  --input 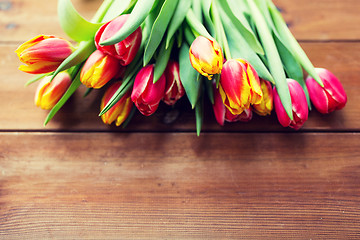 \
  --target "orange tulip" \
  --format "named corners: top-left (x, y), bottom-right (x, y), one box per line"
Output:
top-left (253, 79), bottom-right (273, 116)
top-left (219, 59), bottom-right (262, 115)
top-left (15, 35), bottom-right (74, 74)
top-left (189, 36), bottom-right (223, 80)
top-left (80, 50), bottom-right (123, 89)
top-left (100, 82), bottom-right (133, 126)
top-left (34, 72), bottom-right (71, 110)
